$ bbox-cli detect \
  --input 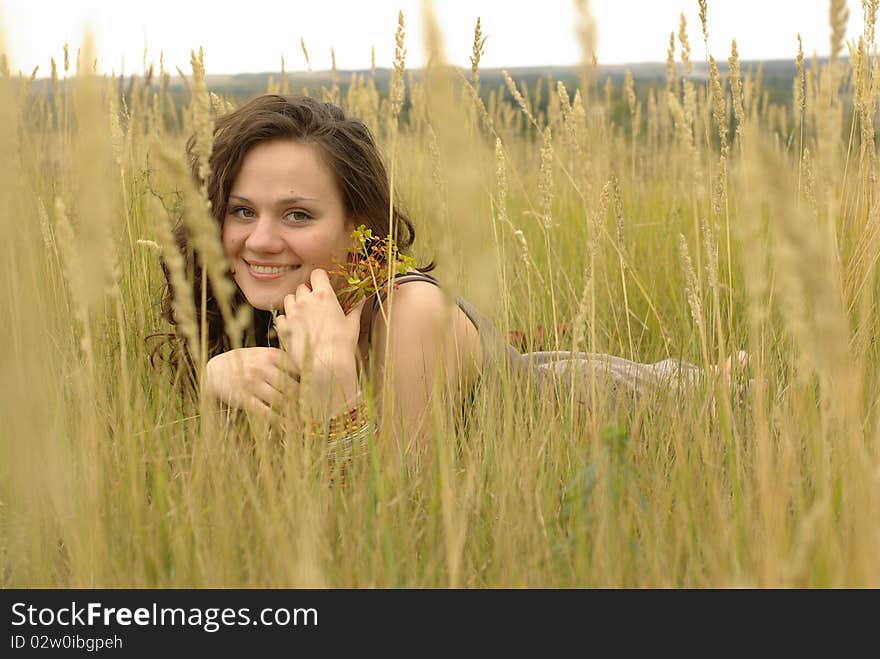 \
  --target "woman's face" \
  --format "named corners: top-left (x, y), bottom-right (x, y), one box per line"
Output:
top-left (222, 139), bottom-right (357, 311)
